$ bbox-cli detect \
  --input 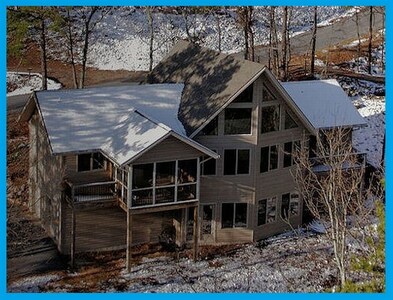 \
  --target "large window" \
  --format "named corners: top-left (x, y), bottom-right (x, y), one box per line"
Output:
top-left (131, 159), bottom-right (198, 207)
top-left (222, 203), bottom-right (247, 228)
top-left (258, 196), bottom-right (277, 225)
top-left (260, 145), bottom-right (278, 173)
top-left (77, 152), bottom-right (105, 172)
top-left (261, 105), bottom-right (280, 133)
top-left (224, 108), bottom-right (252, 135)
top-left (224, 149), bottom-right (250, 175)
